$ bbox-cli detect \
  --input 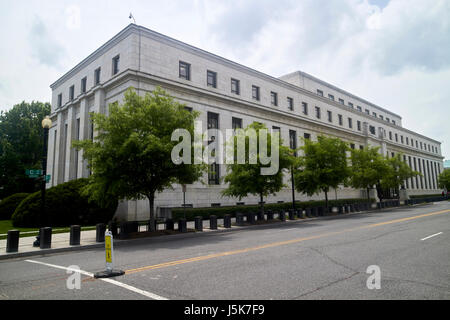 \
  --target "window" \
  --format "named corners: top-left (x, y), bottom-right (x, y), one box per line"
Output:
top-left (372, 112), bottom-right (377, 117)
top-left (271, 92), bottom-right (278, 106)
top-left (395, 133), bottom-right (398, 142)
top-left (184, 106), bottom-right (193, 112)
top-left (350, 143), bottom-right (355, 149)
top-left (357, 106), bottom-right (362, 112)
top-left (416, 140), bottom-right (418, 148)
top-left (389, 131), bottom-right (392, 140)
top-left (69, 85), bottom-right (74, 101)
top-left (304, 133), bottom-right (311, 140)
top-left (365, 109), bottom-right (370, 115)
top-left (81, 77), bottom-right (87, 93)
top-left (317, 89), bottom-right (323, 97)
top-left (360, 145), bottom-right (364, 150)
top-left (315, 106), bottom-right (321, 119)
top-left (401, 136), bottom-right (404, 144)
top-left (208, 163), bottom-right (220, 185)
top-left (302, 102), bottom-right (308, 115)
top-left (338, 98), bottom-right (344, 105)
top-left (338, 114), bottom-right (343, 126)
top-left (179, 61), bottom-right (190, 80)
top-left (232, 117), bottom-right (242, 130)
top-left (207, 70), bottom-right (217, 88)
top-left (289, 130), bottom-right (297, 156)
top-left (252, 85), bottom-right (260, 101)
top-left (348, 102), bottom-right (354, 108)
top-left (328, 94), bottom-right (334, 101)
top-left (327, 110), bottom-right (332, 122)
top-left (406, 137), bottom-right (409, 145)
top-left (57, 94), bottom-right (62, 108)
top-left (369, 126), bottom-right (376, 135)
top-left (112, 55), bottom-right (120, 75)
top-left (287, 97), bottom-right (294, 111)
top-left (392, 120), bottom-right (396, 125)
top-left (94, 67), bottom-right (101, 85)
top-left (386, 117), bottom-right (390, 122)
top-left (357, 120), bottom-right (361, 131)
top-left (207, 112), bottom-right (219, 130)
top-left (348, 117), bottom-right (353, 129)
top-left (379, 115), bottom-right (384, 120)
top-left (272, 126), bottom-right (280, 133)
top-left (231, 78), bottom-right (240, 95)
